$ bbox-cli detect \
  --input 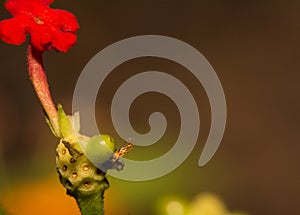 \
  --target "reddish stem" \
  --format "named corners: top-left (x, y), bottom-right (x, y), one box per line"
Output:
top-left (27, 45), bottom-right (60, 137)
